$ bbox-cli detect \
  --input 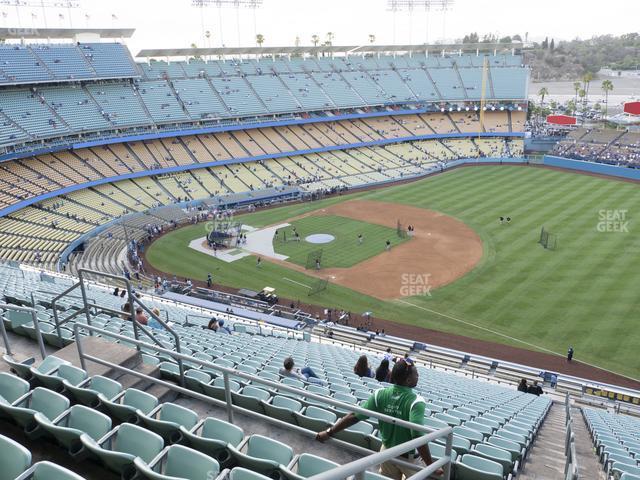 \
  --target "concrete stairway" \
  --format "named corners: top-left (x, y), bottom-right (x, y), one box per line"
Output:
top-left (518, 402), bottom-right (567, 480)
